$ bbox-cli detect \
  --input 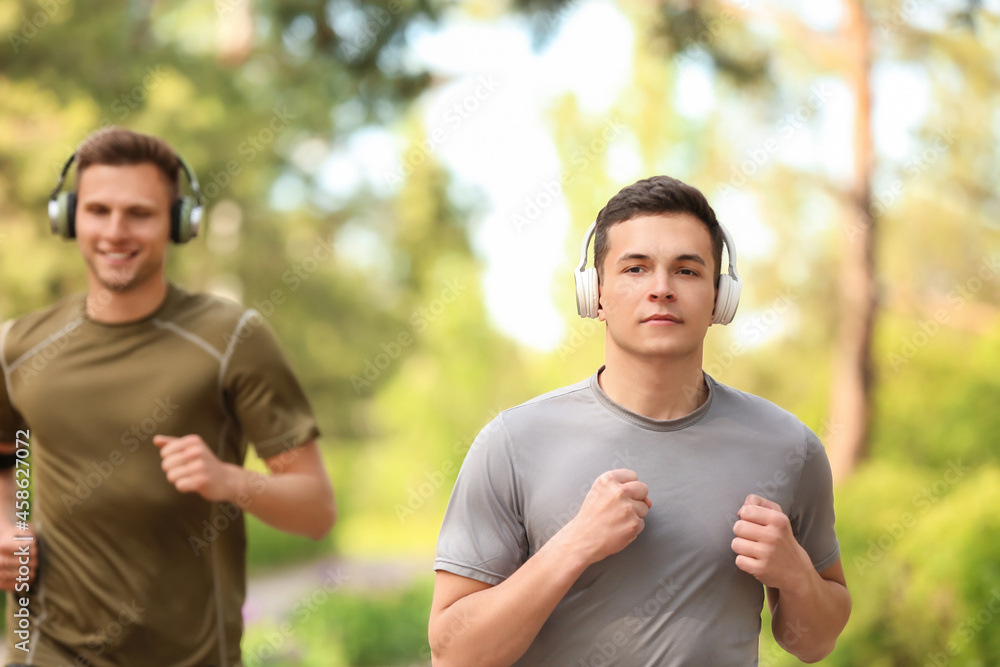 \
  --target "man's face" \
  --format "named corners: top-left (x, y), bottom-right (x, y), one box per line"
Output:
top-left (598, 213), bottom-right (717, 362)
top-left (75, 162), bottom-right (173, 294)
